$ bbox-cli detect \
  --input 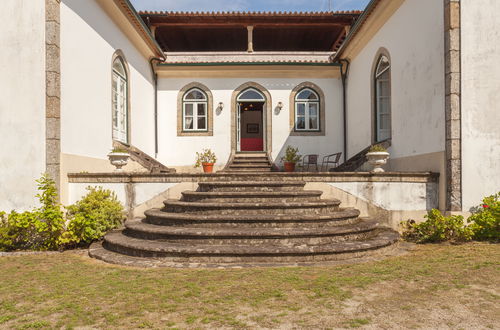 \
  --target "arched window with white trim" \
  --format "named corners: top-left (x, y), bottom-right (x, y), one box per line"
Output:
top-left (295, 88), bottom-right (320, 131)
top-left (183, 88), bottom-right (208, 131)
top-left (112, 56), bottom-right (128, 143)
top-left (374, 55), bottom-right (391, 141)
